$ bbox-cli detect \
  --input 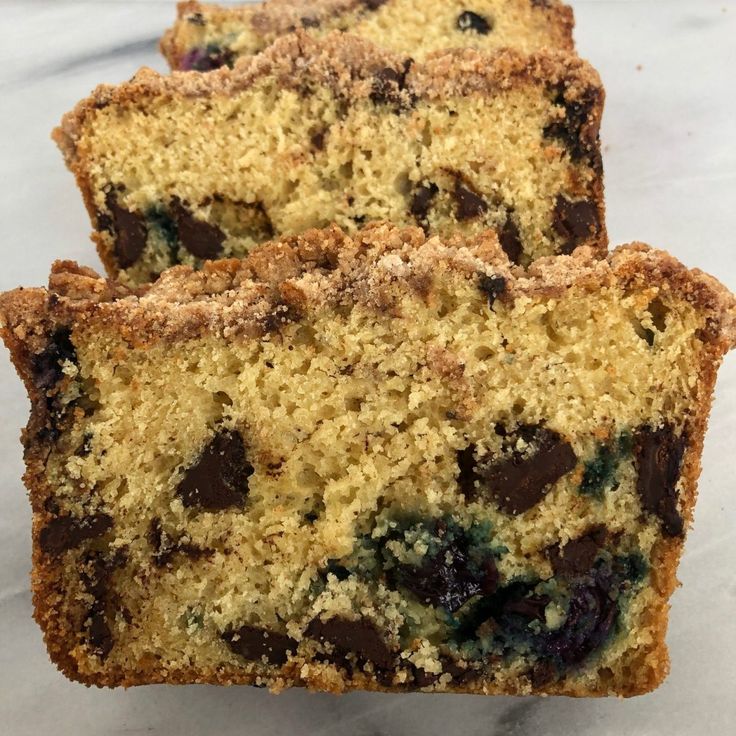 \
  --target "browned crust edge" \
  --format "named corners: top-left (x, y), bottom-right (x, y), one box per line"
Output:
top-left (53, 31), bottom-right (605, 282)
top-left (1, 226), bottom-right (733, 694)
top-left (160, 0), bottom-right (576, 71)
